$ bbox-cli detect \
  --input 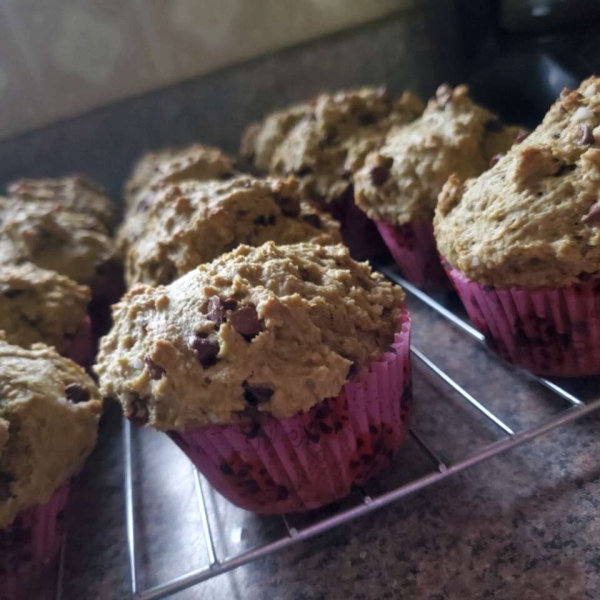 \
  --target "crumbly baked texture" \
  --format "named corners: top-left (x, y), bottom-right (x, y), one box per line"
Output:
top-left (435, 76), bottom-right (600, 287)
top-left (95, 242), bottom-right (405, 431)
top-left (119, 143), bottom-right (237, 252)
top-left (7, 175), bottom-right (118, 232)
top-left (0, 335), bottom-right (101, 528)
top-left (240, 87), bottom-right (424, 204)
top-left (0, 198), bottom-right (117, 291)
top-left (124, 175), bottom-right (341, 287)
top-left (354, 84), bottom-right (524, 225)
top-left (0, 263), bottom-right (90, 353)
